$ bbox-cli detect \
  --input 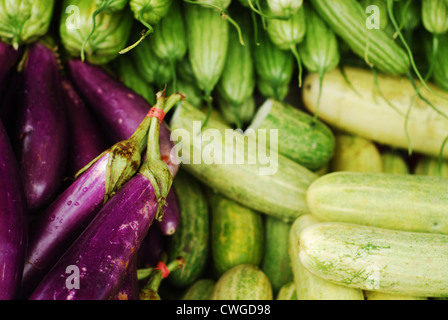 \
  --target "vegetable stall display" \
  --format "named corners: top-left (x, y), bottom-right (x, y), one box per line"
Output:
top-left (0, 0), bottom-right (447, 301)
